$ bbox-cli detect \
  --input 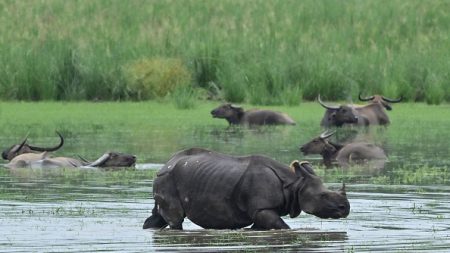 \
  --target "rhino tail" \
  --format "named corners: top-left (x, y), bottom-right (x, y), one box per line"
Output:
top-left (143, 203), bottom-right (168, 229)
